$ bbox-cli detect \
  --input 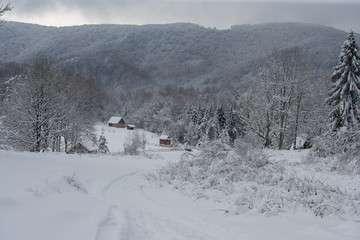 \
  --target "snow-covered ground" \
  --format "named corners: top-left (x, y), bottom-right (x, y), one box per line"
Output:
top-left (1, 125), bottom-right (359, 240)
top-left (95, 125), bottom-right (166, 153)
